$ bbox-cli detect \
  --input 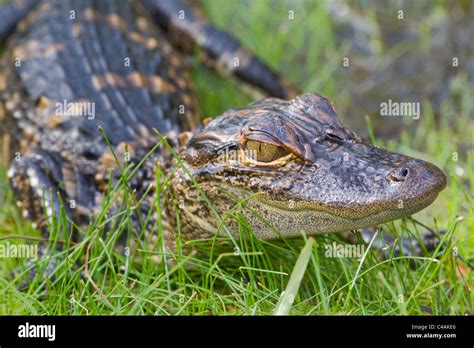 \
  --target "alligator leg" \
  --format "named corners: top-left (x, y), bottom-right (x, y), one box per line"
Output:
top-left (340, 226), bottom-right (444, 258)
top-left (363, 226), bottom-right (443, 257)
top-left (140, 0), bottom-right (299, 99)
top-left (8, 148), bottom-right (95, 288)
top-left (0, 0), bottom-right (36, 41)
